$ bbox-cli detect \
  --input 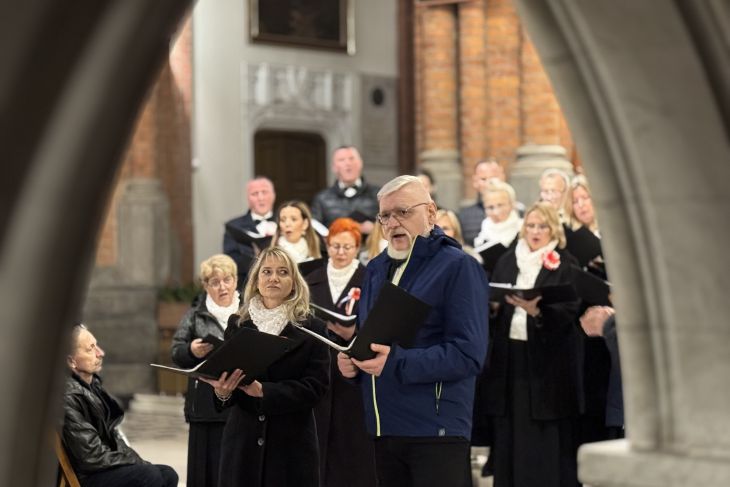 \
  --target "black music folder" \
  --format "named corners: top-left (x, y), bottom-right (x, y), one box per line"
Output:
top-left (565, 225), bottom-right (602, 268)
top-left (200, 334), bottom-right (224, 349)
top-left (489, 282), bottom-right (578, 305)
top-left (296, 281), bottom-right (432, 361)
top-left (310, 302), bottom-right (357, 326)
top-left (151, 327), bottom-right (292, 380)
top-left (474, 240), bottom-right (511, 275)
top-left (224, 223), bottom-right (272, 250)
top-left (571, 265), bottom-right (612, 306)
top-left (298, 258), bottom-right (326, 277)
